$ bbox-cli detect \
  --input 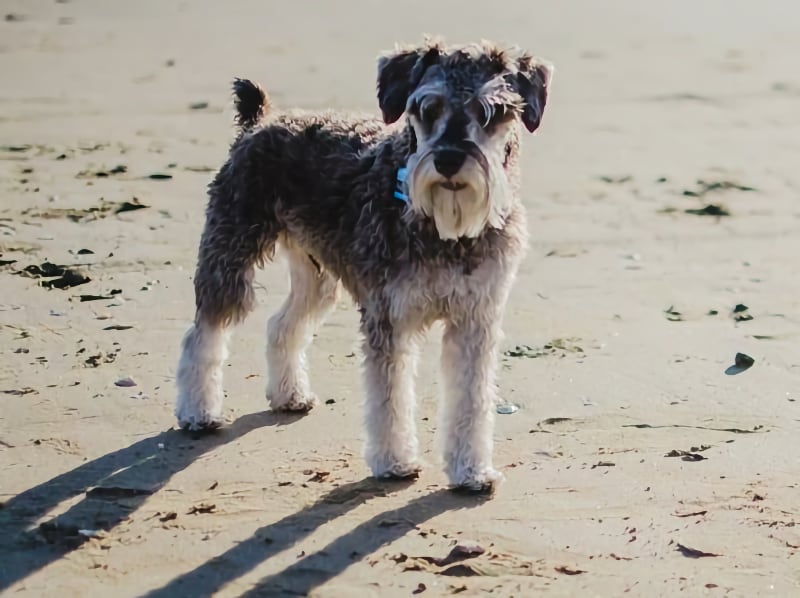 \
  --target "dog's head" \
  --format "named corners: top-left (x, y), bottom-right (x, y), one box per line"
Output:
top-left (377, 39), bottom-right (553, 240)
